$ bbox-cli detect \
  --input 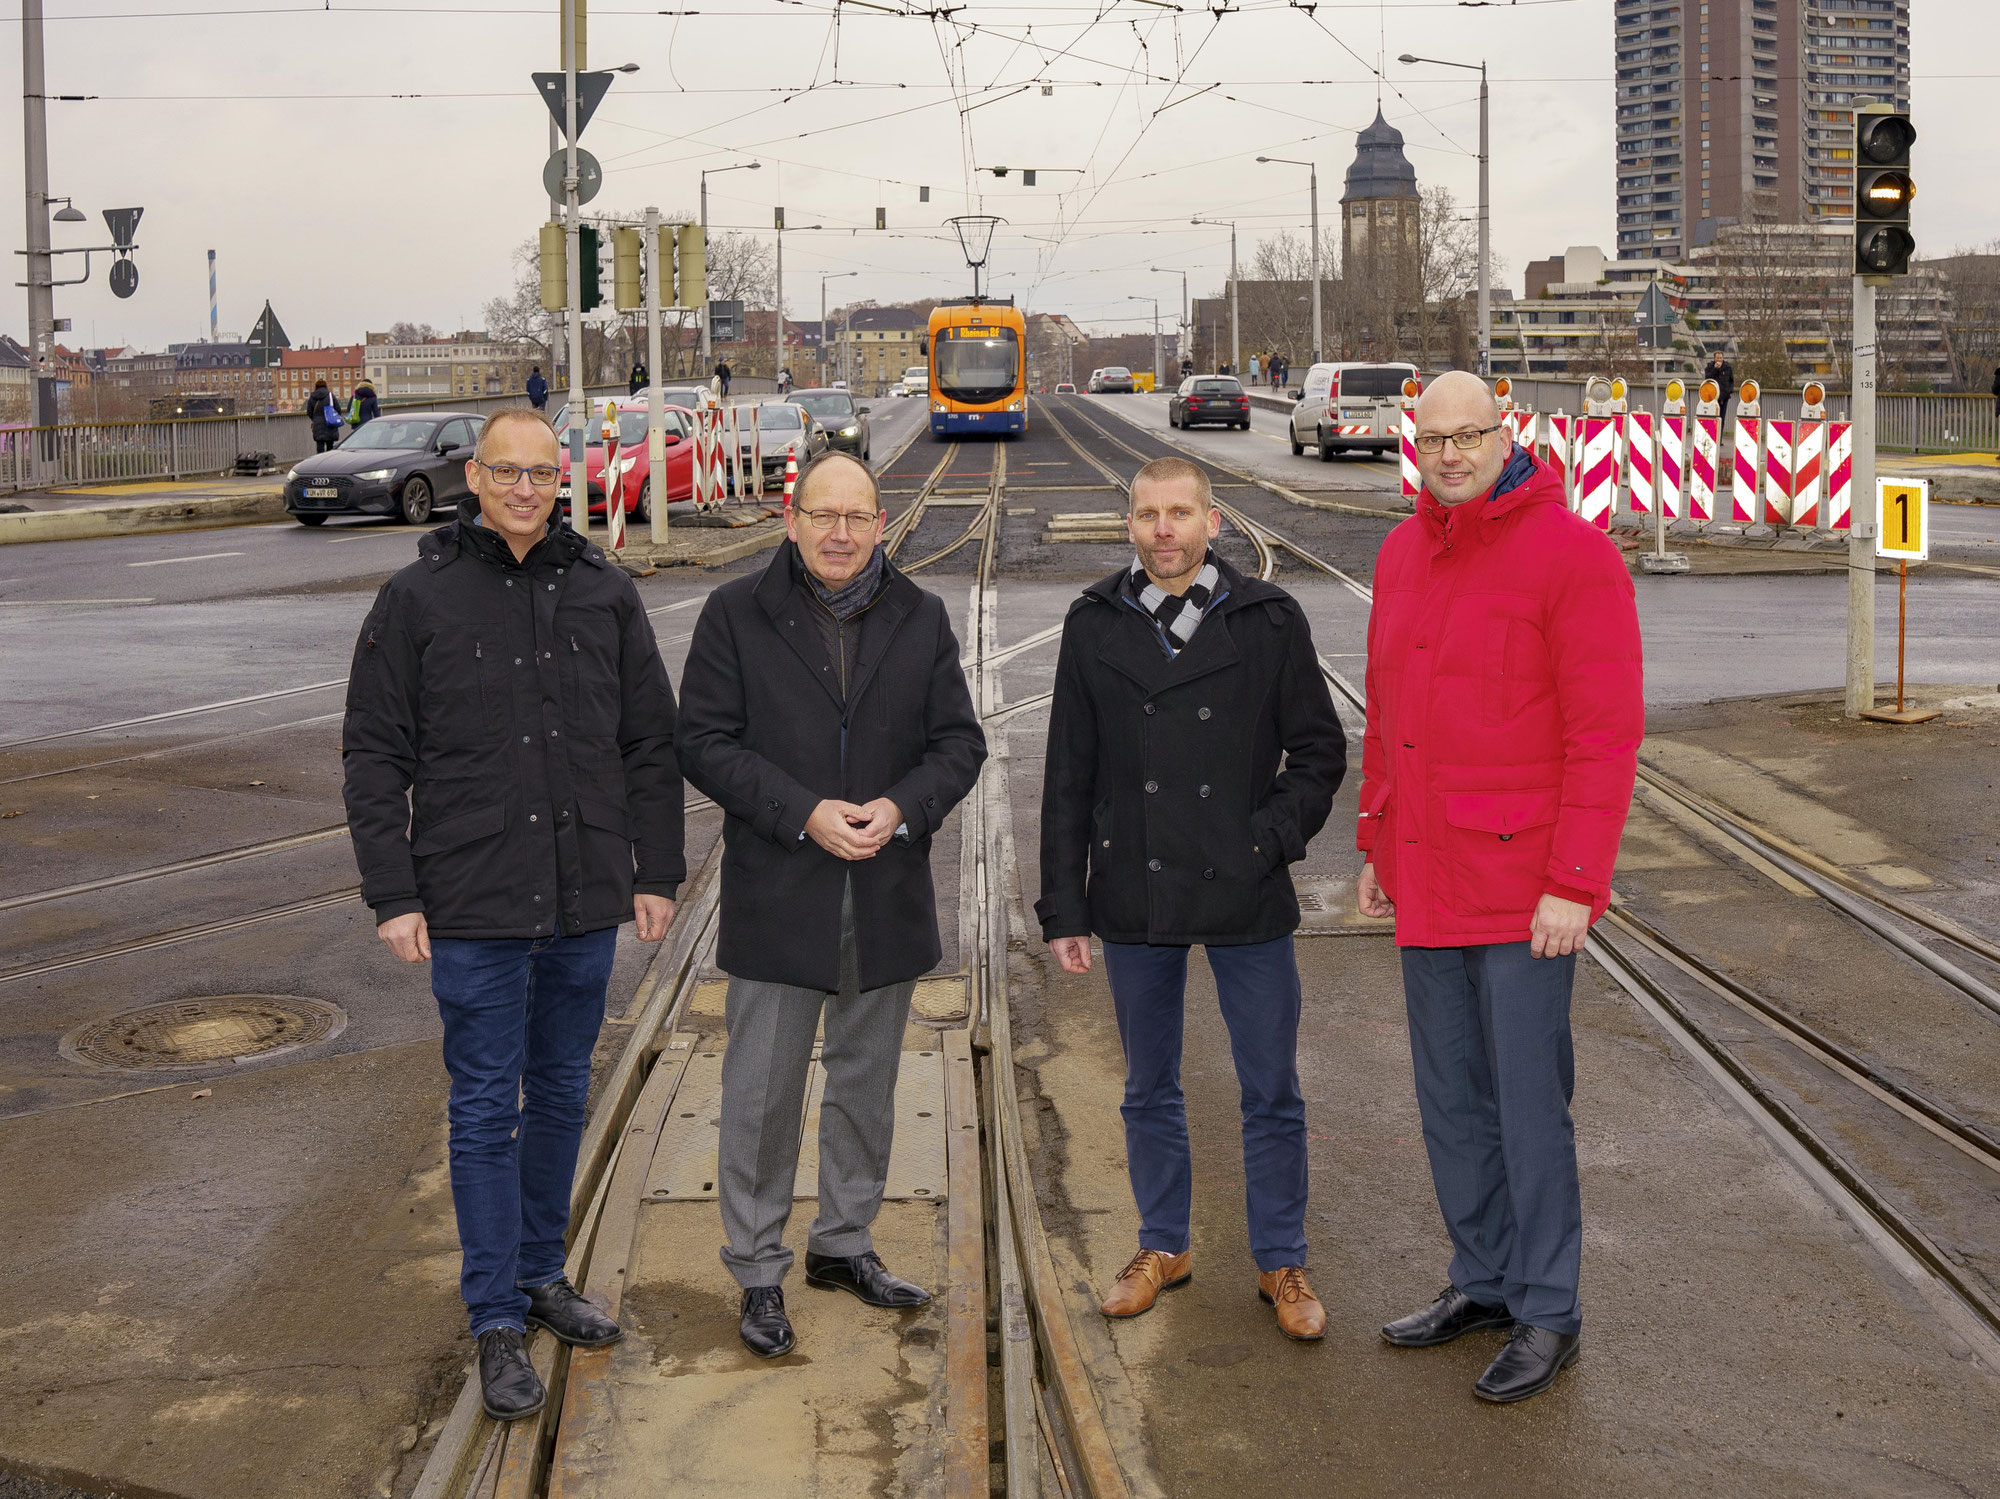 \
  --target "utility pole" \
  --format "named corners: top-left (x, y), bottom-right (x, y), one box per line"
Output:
top-left (562, 0), bottom-right (586, 536)
top-left (698, 161), bottom-right (760, 381)
top-left (645, 205), bottom-right (666, 547)
top-left (1847, 277), bottom-right (1878, 717)
top-left (773, 219), bottom-right (782, 391)
top-left (1257, 158), bottom-right (1320, 365)
top-left (1229, 222), bottom-right (1239, 375)
top-left (1475, 61), bottom-right (1489, 377)
top-left (21, 0), bottom-right (57, 432)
